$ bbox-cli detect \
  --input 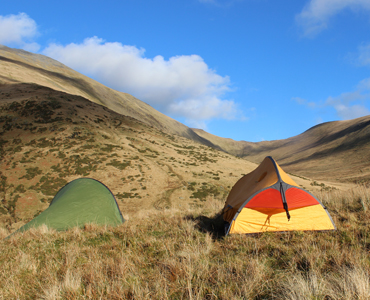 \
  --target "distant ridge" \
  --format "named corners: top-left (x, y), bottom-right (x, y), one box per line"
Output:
top-left (194, 115), bottom-right (370, 183)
